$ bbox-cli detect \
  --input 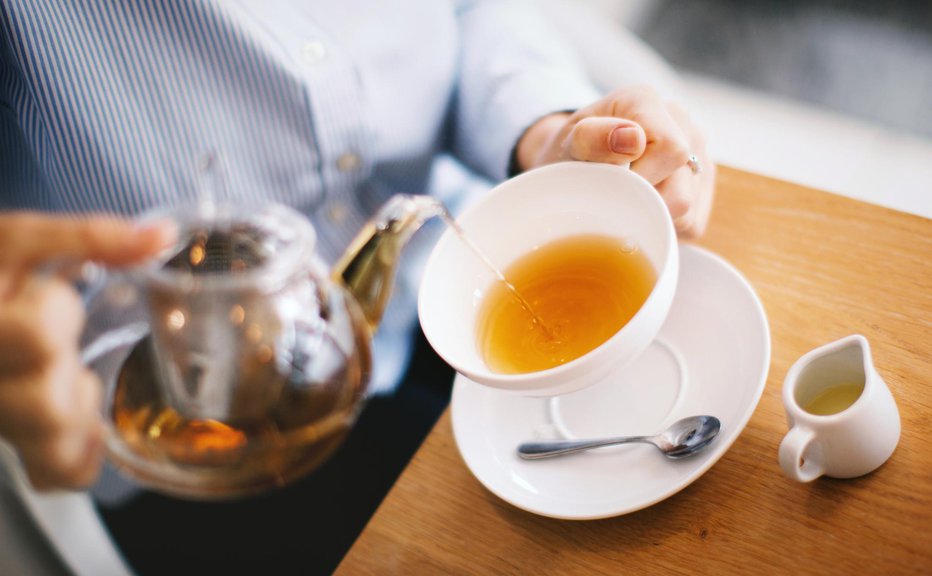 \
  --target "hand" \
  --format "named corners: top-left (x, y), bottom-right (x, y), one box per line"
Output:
top-left (0, 213), bottom-right (175, 490)
top-left (515, 85), bottom-right (715, 238)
